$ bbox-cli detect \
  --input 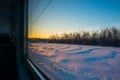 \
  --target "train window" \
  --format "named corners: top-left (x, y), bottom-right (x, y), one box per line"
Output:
top-left (28, 0), bottom-right (120, 80)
